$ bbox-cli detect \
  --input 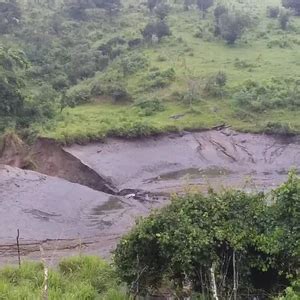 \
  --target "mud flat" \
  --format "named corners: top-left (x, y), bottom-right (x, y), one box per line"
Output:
top-left (0, 165), bottom-right (161, 264)
top-left (1, 129), bottom-right (300, 264)
top-left (66, 128), bottom-right (300, 193)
